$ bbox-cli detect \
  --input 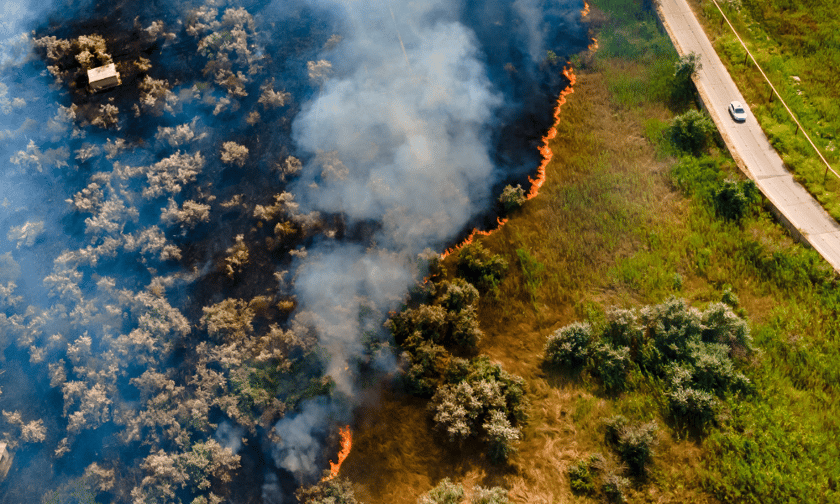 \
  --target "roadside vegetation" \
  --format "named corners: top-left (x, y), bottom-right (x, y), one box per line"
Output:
top-left (689, 0), bottom-right (840, 219)
top-left (343, 0), bottom-right (840, 502)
